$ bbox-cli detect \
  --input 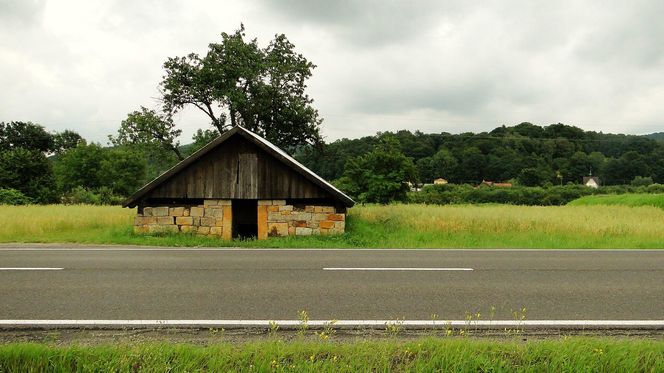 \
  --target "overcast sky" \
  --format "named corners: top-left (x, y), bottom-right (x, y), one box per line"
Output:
top-left (1, 0), bottom-right (663, 144)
